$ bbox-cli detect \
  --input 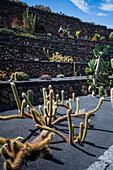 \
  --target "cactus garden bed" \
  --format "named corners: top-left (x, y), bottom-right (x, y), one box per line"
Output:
top-left (0, 93), bottom-right (113, 170)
